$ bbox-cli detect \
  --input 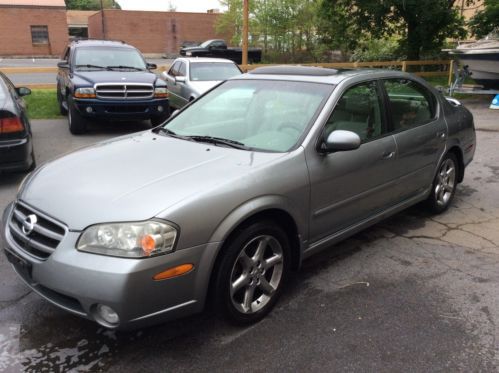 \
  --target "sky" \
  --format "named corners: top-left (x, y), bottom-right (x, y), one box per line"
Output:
top-left (116, 0), bottom-right (226, 13)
